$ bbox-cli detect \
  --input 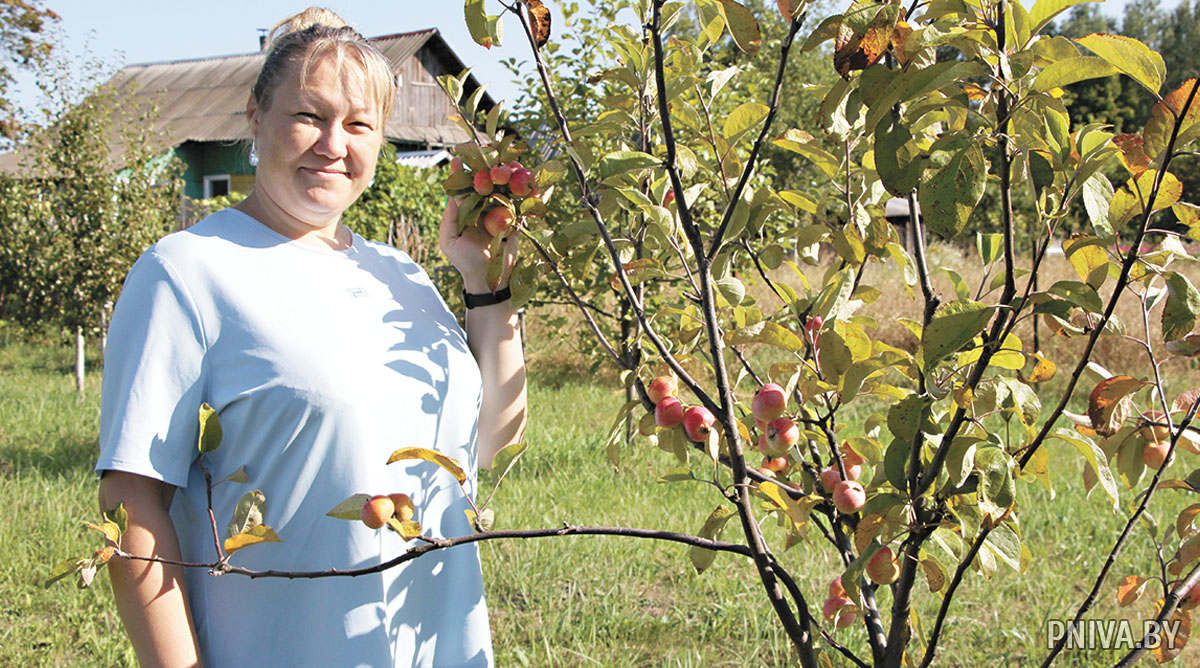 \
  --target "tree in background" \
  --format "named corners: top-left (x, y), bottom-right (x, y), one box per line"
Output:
top-left (0, 0), bottom-right (59, 145)
top-left (0, 64), bottom-right (181, 392)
